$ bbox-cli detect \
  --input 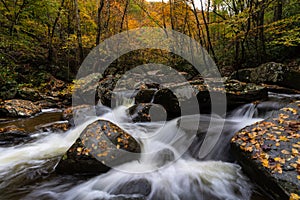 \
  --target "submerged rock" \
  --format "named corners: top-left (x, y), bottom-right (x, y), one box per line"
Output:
top-left (231, 100), bottom-right (300, 199)
top-left (112, 179), bottom-right (151, 197)
top-left (0, 99), bottom-right (41, 117)
top-left (37, 121), bottom-right (71, 133)
top-left (56, 119), bottom-right (141, 175)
